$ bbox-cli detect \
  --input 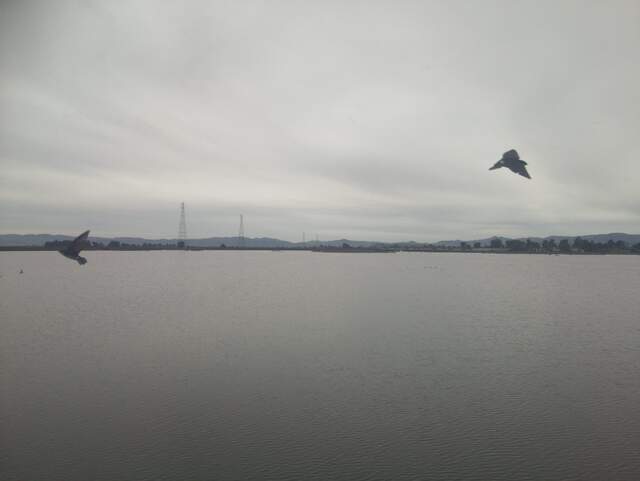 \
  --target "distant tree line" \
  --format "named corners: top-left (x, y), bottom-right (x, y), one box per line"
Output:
top-left (39, 237), bottom-right (640, 254)
top-left (487, 237), bottom-right (639, 254)
top-left (401, 238), bottom-right (639, 254)
top-left (43, 240), bottom-right (179, 250)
